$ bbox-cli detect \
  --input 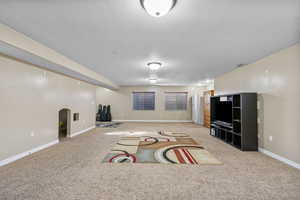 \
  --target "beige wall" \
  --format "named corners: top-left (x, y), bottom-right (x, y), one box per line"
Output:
top-left (96, 86), bottom-right (206, 121)
top-left (214, 43), bottom-right (300, 164)
top-left (0, 23), bottom-right (118, 89)
top-left (0, 54), bottom-right (96, 161)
